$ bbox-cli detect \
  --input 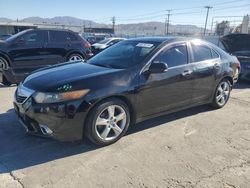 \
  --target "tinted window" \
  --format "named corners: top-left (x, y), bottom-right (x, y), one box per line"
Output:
top-left (192, 44), bottom-right (213, 62)
top-left (68, 32), bottom-right (78, 41)
top-left (19, 31), bottom-right (45, 43)
top-left (154, 45), bottom-right (188, 68)
top-left (50, 31), bottom-right (69, 42)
